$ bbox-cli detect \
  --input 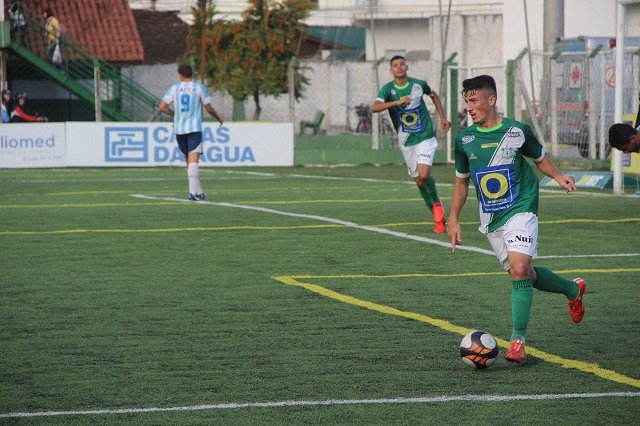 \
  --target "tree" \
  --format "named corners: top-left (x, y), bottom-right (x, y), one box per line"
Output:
top-left (185, 0), bottom-right (314, 120)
